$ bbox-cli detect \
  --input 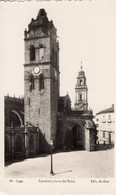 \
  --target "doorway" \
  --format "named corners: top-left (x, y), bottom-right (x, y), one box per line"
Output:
top-left (72, 125), bottom-right (83, 150)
